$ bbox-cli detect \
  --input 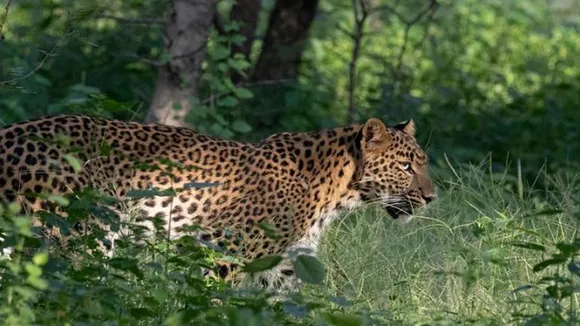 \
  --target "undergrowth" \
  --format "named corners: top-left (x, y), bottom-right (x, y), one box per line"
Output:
top-left (319, 158), bottom-right (580, 325)
top-left (1, 157), bottom-right (579, 326)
